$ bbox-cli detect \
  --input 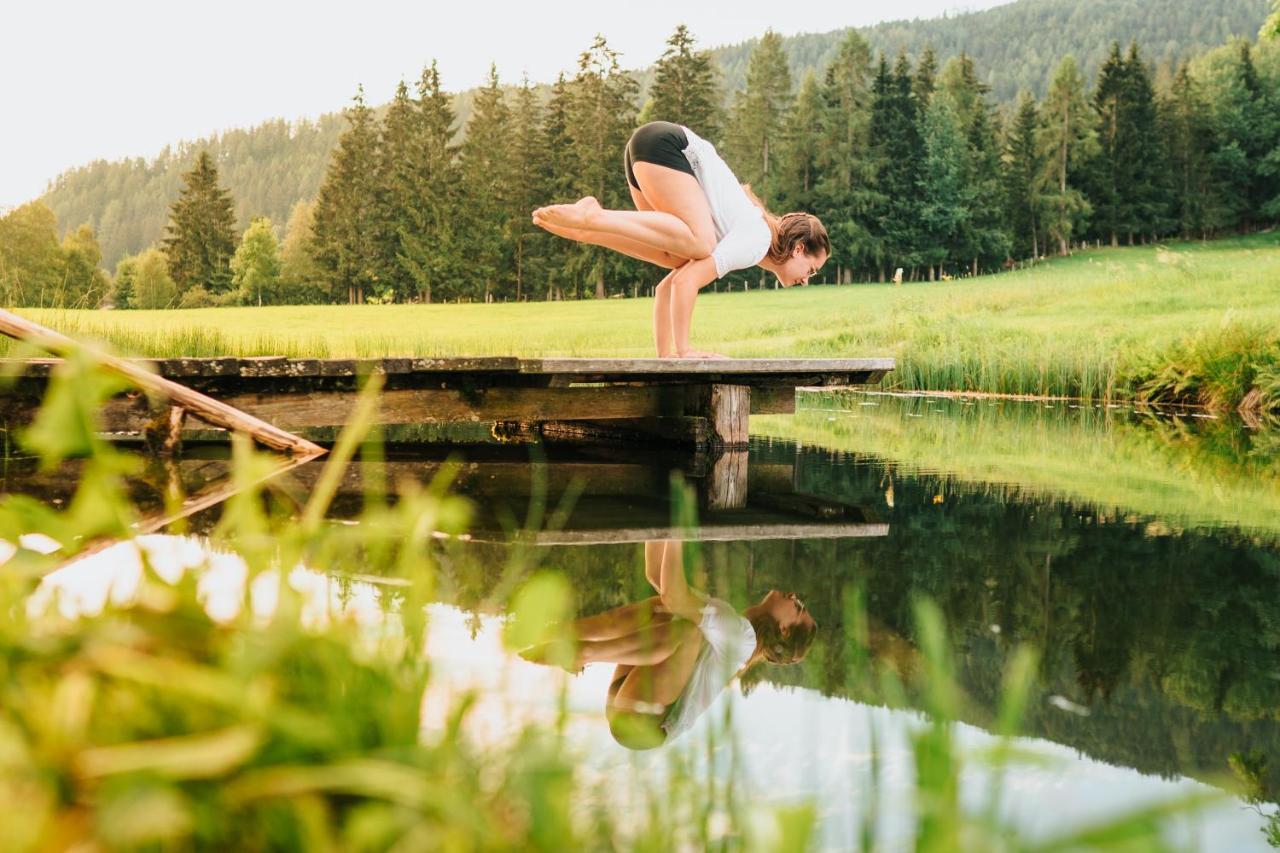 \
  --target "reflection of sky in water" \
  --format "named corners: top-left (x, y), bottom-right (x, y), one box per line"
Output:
top-left (422, 605), bottom-right (1272, 851)
top-left (15, 536), bottom-right (1273, 851)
